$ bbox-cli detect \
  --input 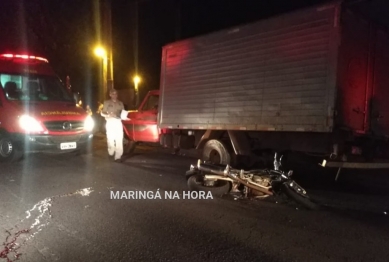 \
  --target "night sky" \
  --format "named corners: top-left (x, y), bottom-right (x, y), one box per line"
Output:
top-left (0, 0), bottom-right (388, 107)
